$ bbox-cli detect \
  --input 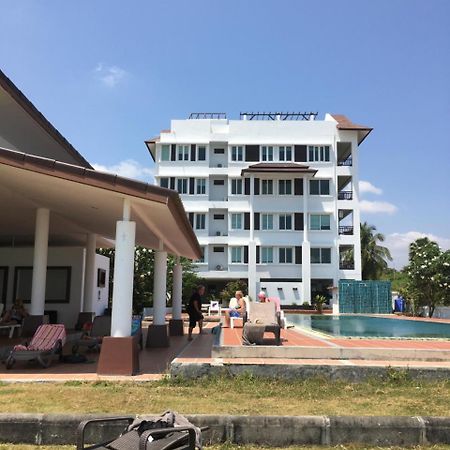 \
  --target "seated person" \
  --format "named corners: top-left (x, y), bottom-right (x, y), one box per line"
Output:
top-left (257, 291), bottom-right (281, 312)
top-left (0, 298), bottom-right (28, 325)
top-left (224, 290), bottom-right (246, 327)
